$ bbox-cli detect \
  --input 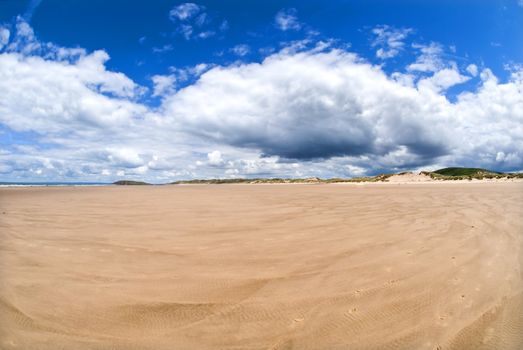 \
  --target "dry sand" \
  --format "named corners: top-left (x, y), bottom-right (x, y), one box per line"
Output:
top-left (0, 183), bottom-right (522, 350)
top-left (386, 173), bottom-right (434, 182)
